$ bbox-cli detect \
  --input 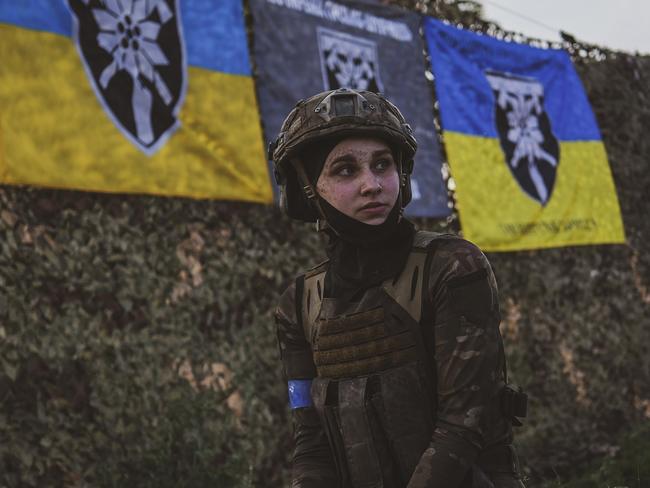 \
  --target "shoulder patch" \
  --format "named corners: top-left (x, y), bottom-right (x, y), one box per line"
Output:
top-left (447, 268), bottom-right (493, 323)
